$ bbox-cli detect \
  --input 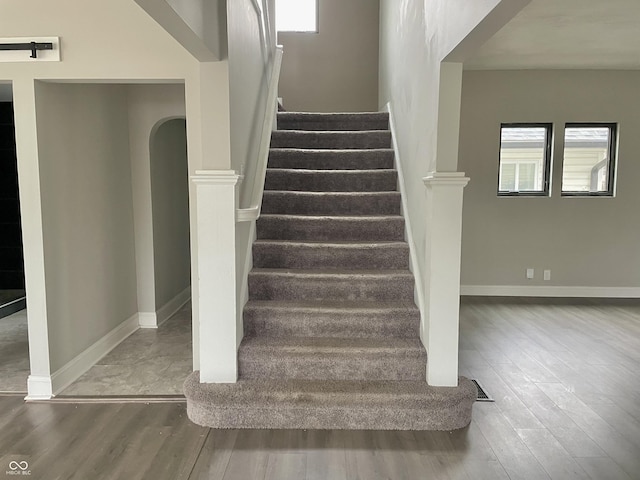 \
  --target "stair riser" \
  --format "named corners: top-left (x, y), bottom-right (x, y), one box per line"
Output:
top-left (187, 402), bottom-right (474, 430)
top-left (262, 192), bottom-right (401, 215)
top-left (264, 170), bottom-right (398, 192)
top-left (277, 119), bottom-right (389, 131)
top-left (253, 244), bottom-right (410, 269)
top-left (248, 274), bottom-right (415, 301)
top-left (268, 150), bottom-right (395, 170)
top-left (239, 351), bottom-right (426, 381)
top-left (271, 131), bottom-right (391, 150)
top-left (244, 309), bottom-right (419, 338)
top-left (257, 216), bottom-right (405, 241)
top-left (277, 113), bottom-right (389, 131)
